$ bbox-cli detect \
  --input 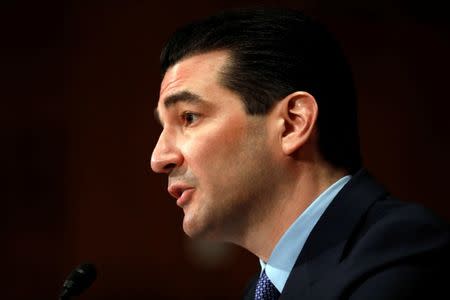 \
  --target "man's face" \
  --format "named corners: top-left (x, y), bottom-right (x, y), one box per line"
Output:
top-left (151, 51), bottom-right (279, 241)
